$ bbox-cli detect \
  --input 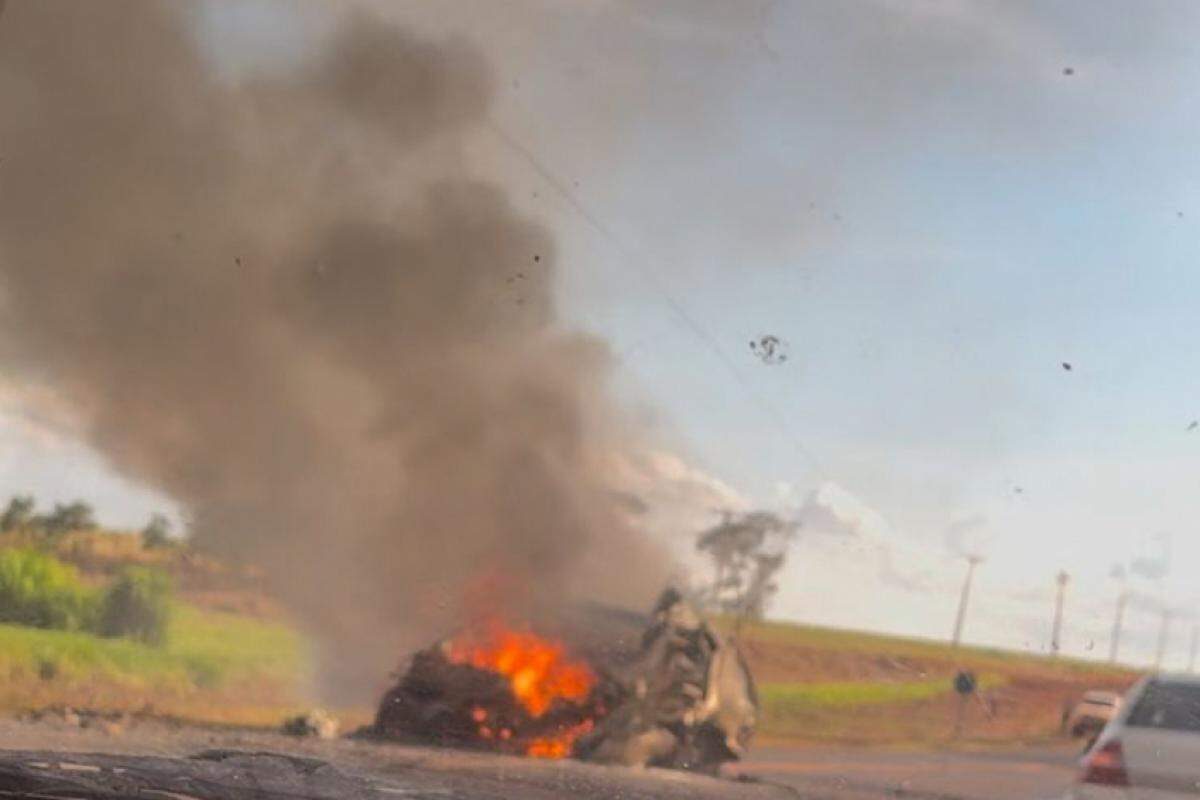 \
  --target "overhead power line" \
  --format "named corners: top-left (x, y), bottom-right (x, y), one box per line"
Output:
top-left (484, 119), bottom-right (827, 481)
